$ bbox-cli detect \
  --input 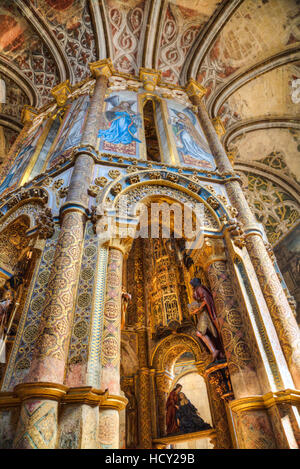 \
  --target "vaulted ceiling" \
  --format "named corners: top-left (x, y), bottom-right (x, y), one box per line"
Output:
top-left (0, 0), bottom-right (299, 185)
